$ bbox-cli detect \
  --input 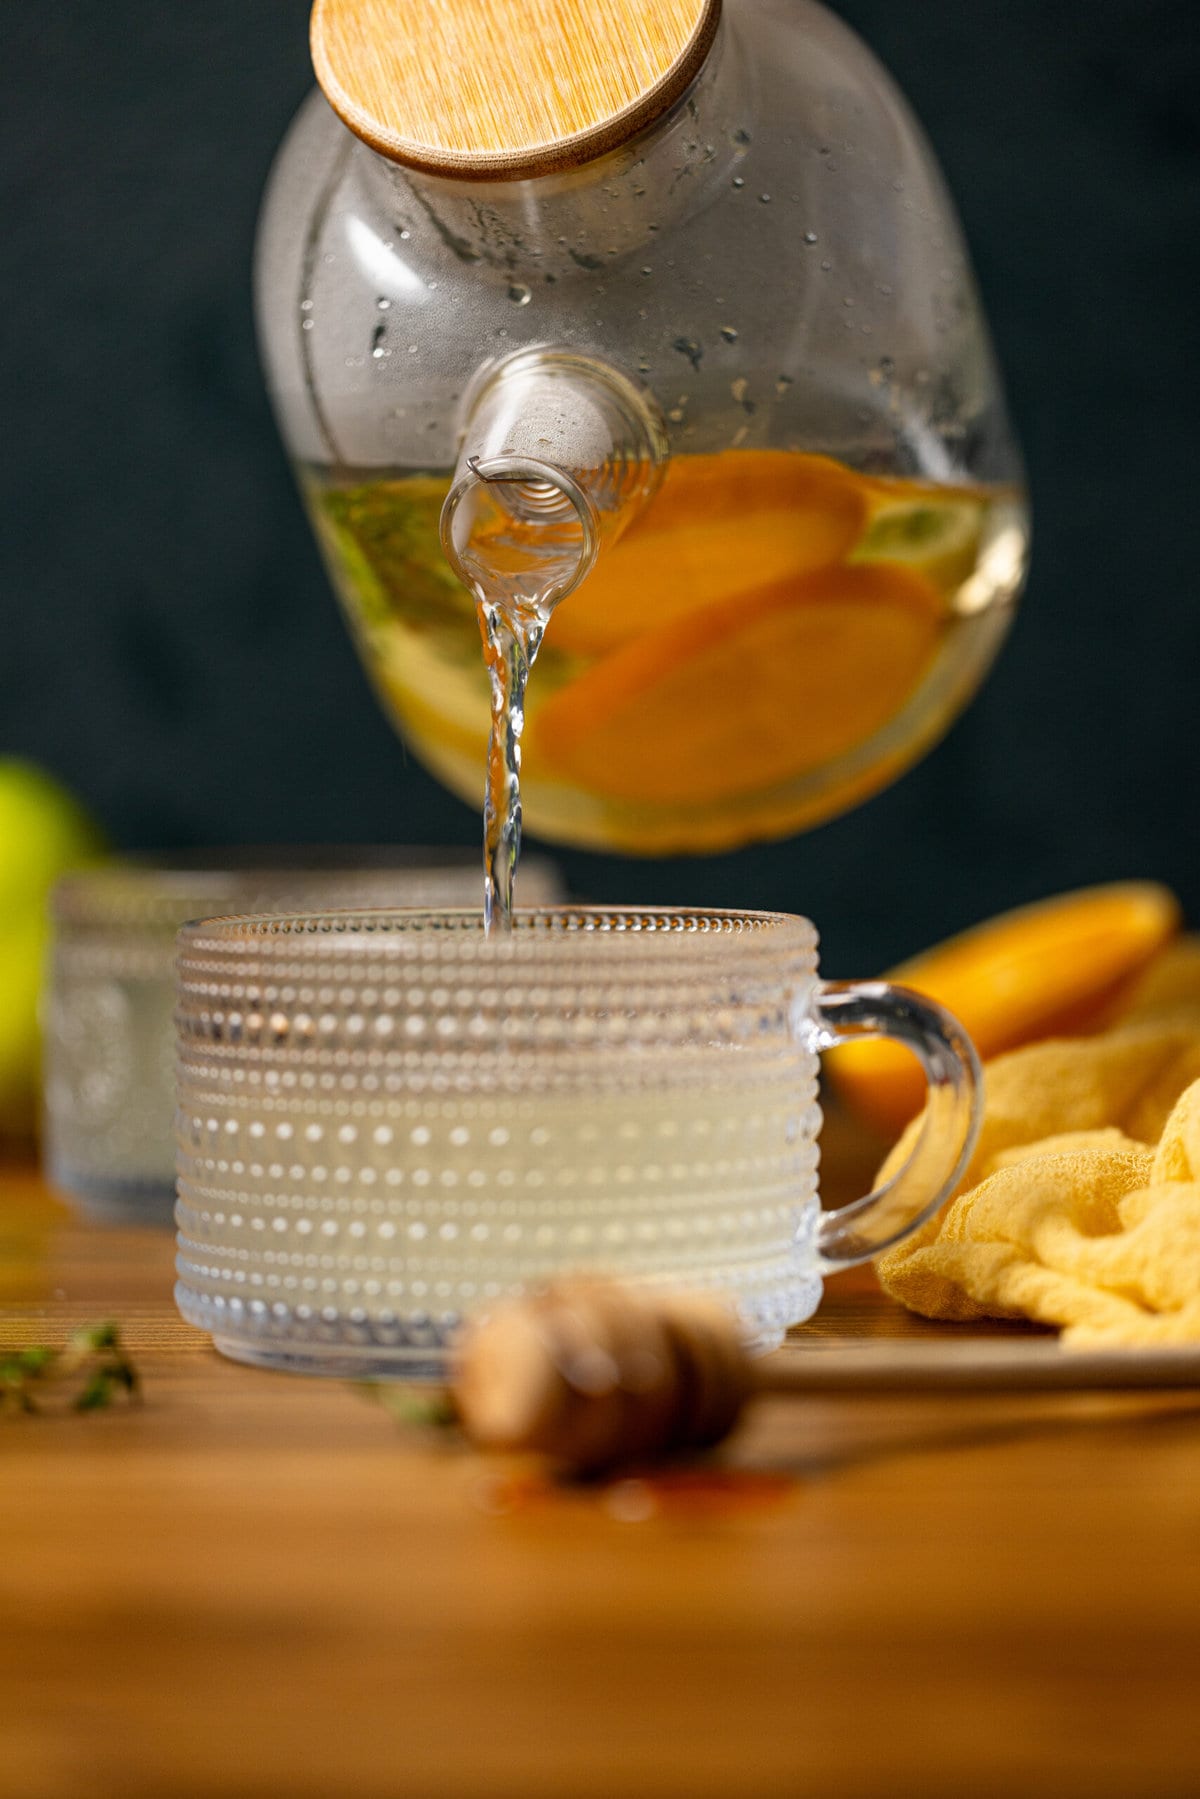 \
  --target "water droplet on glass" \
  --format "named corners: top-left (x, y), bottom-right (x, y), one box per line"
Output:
top-left (720, 325), bottom-right (738, 344)
top-left (408, 343), bottom-right (419, 354)
top-left (775, 373), bottom-right (794, 395)
top-left (732, 176), bottom-right (745, 189)
top-left (672, 336), bottom-right (703, 370)
top-left (730, 377), bottom-right (749, 404)
top-left (803, 230), bottom-right (818, 245)
top-left (507, 283), bottom-right (531, 305)
top-left (301, 318), bottom-right (314, 331)
top-left (733, 127), bottom-right (751, 146)
top-left (842, 296), bottom-right (855, 307)
top-left (376, 297), bottom-right (390, 311)
top-left (758, 193), bottom-right (772, 204)
top-left (668, 407), bottom-right (686, 422)
top-left (820, 259), bottom-right (832, 271)
top-left (398, 228), bottom-right (411, 240)
top-left (641, 266), bottom-right (653, 276)
top-left (300, 298), bottom-right (314, 312)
